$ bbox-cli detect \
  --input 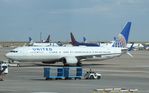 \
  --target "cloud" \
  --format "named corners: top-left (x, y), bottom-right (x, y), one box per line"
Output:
top-left (0, 0), bottom-right (149, 41)
top-left (46, 0), bottom-right (149, 16)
